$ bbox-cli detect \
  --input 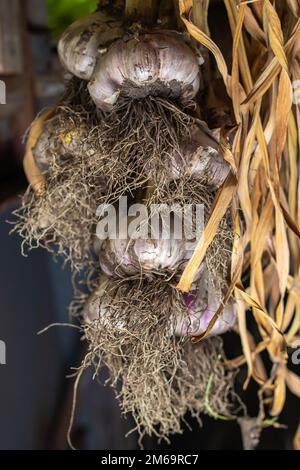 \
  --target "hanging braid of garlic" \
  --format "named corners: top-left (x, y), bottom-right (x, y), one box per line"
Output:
top-left (53, 11), bottom-right (238, 443)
